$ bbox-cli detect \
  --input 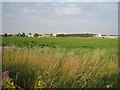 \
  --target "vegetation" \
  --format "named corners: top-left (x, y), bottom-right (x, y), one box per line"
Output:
top-left (3, 33), bottom-right (8, 37)
top-left (2, 37), bottom-right (119, 88)
top-left (2, 37), bottom-right (118, 49)
top-left (34, 33), bottom-right (39, 37)
top-left (57, 34), bottom-right (96, 37)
